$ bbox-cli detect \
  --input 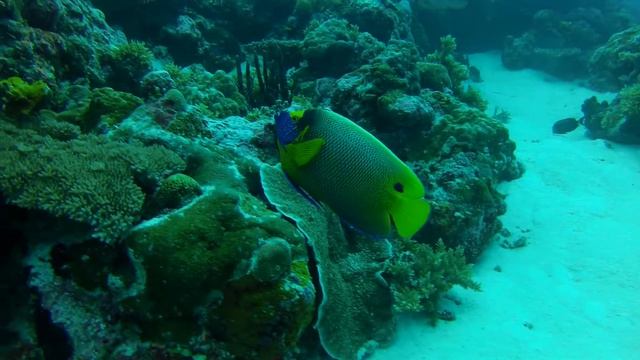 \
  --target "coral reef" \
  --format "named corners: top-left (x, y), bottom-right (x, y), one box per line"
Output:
top-left (0, 0), bottom-right (126, 85)
top-left (0, 76), bottom-right (50, 116)
top-left (125, 183), bottom-right (313, 358)
top-left (502, 7), bottom-right (631, 80)
top-left (153, 173), bottom-right (202, 210)
top-left (0, 0), bottom-right (526, 358)
top-left (582, 83), bottom-right (640, 143)
top-left (588, 25), bottom-right (640, 91)
top-left (0, 119), bottom-right (185, 242)
top-left (385, 238), bottom-right (480, 323)
top-left (261, 163), bottom-right (394, 360)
